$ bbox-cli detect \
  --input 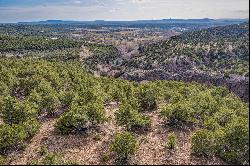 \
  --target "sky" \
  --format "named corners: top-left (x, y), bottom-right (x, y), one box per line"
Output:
top-left (0, 0), bottom-right (249, 23)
